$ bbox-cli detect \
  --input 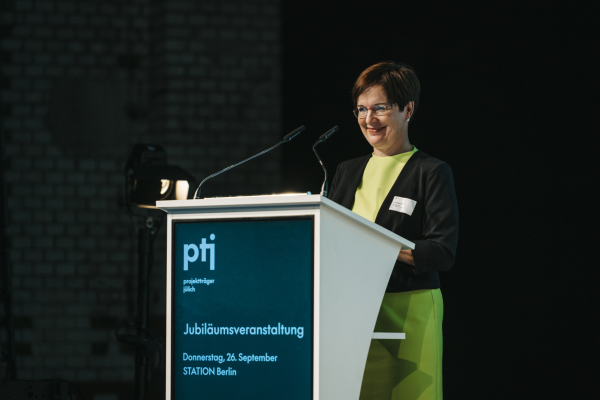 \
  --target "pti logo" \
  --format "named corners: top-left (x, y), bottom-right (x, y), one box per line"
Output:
top-left (184, 234), bottom-right (215, 271)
